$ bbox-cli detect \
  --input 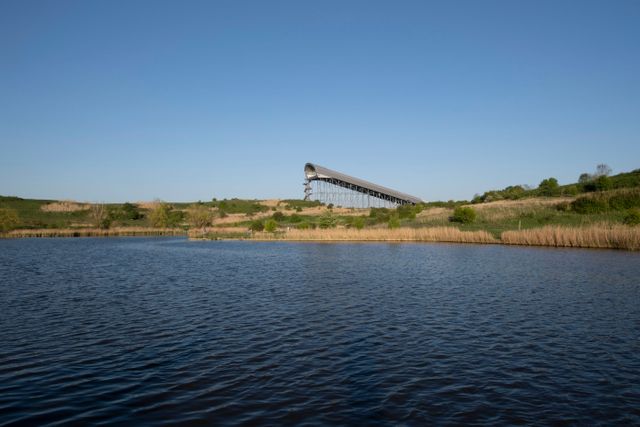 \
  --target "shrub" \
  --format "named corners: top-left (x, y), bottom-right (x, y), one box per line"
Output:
top-left (388, 215), bottom-right (400, 229)
top-left (623, 209), bottom-right (640, 226)
top-left (0, 208), bottom-right (20, 232)
top-left (594, 175), bottom-right (613, 191)
top-left (608, 190), bottom-right (640, 210)
top-left (296, 222), bottom-right (310, 230)
top-left (272, 211), bottom-right (285, 221)
top-left (249, 220), bottom-right (264, 232)
top-left (562, 185), bottom-right (579, 196)
top-left (288, 214), bottom-right (302, 223)
top-left (451, 206), bottom-right (476, 224)
top-left (149, 202), bottom-right (173, 227)
top-left (570, 196), bottom-right (608, 214)
top-left (353, 217), bottom-right (365, 230)
top-left (187, 204), bottom-right (213, 228)
top-left (538, 177), bottom-right (561, 197)
top-left (122, 202), bottom-right (142, 220)
top-left (397, 204), bottom-right (417, 219)
top-left (90, 204), bottom-right (111, 229)
top-left (264, 219), bottom-right (278, 233)
top-left (319, 213), bottom-right (337, 229)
